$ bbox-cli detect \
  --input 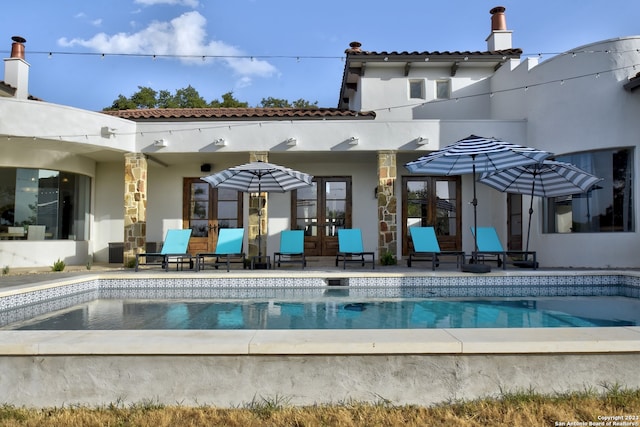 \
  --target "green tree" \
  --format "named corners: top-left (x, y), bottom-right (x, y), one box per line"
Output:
top-left (292, 98), bottom-right (318, 109)
top-left (259, 97), bottom-right (318, 108)
top-left (157, 89), bottom-right (179, 108)
top-left (174, 85), bottom-right (209, 108)
top-left (130, 86), bottom-right (158, 109)
top-left (103, 86), bottom-right (315, 110)
top-left (260, 97), bottom-right (291, 108)
top-left (209, 91), bottom-right (249, 108)
top-left (105, 94), bottom-right (137, 111)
